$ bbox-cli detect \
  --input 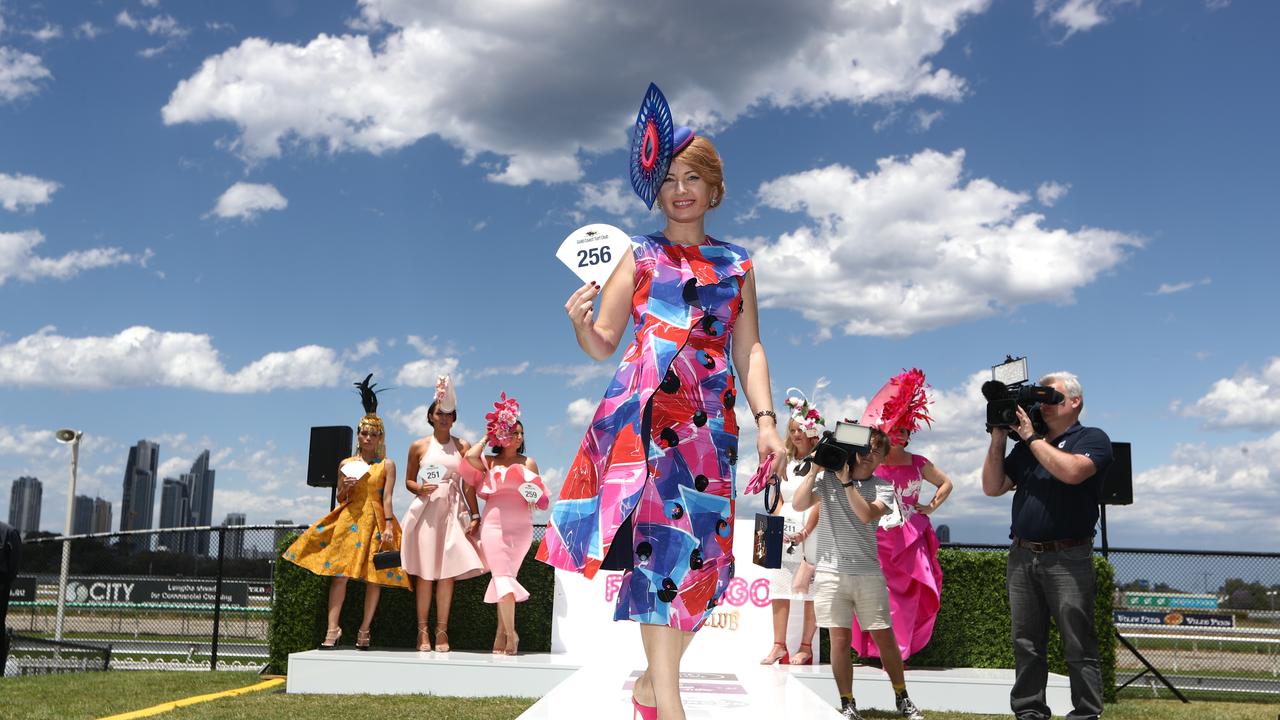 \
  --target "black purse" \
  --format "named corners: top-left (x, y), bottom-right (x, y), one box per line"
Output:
top-left (372, 550), bottom-right (401, 570)
top-left (752, 475), bottom-right (784, 569)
